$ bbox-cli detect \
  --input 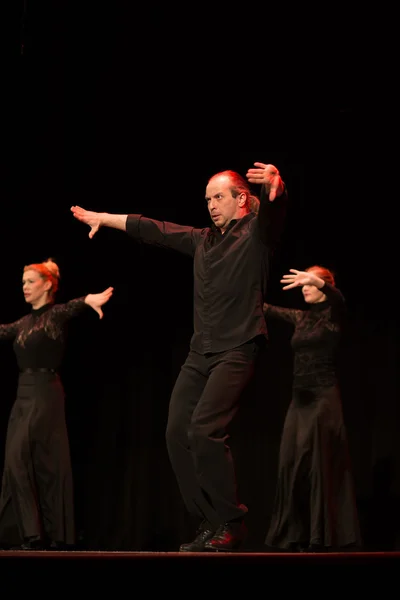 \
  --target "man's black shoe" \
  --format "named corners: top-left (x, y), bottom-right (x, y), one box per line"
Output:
top-left (203, 522), bottom-right (247, 552)
top-left (179, 527), bottom-right (215, 552)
